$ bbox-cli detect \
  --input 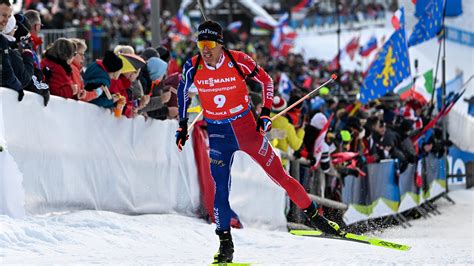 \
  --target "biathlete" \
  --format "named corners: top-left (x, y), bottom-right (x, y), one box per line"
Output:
top-left (176, 20), bottom-right (342, 264)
